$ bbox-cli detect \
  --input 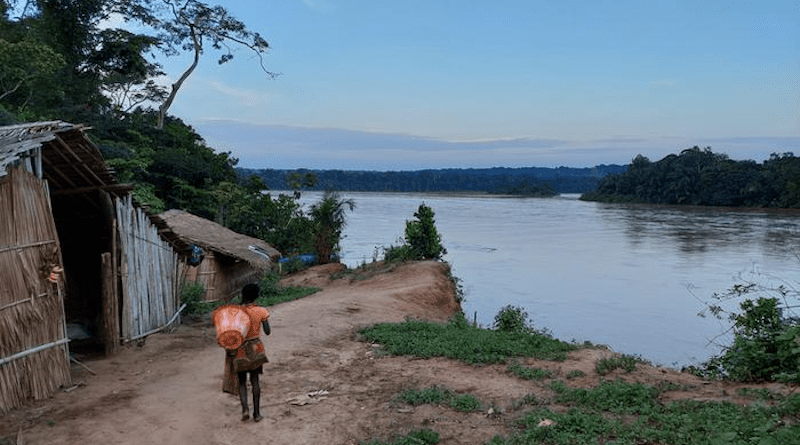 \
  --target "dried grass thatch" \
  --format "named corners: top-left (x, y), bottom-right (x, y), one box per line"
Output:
top-left (0, 167), bottom-right (71, 413)
top-left (152, 210), bottom-right (280, 301)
